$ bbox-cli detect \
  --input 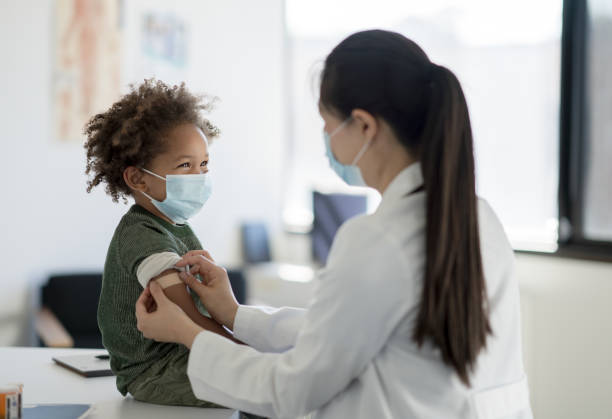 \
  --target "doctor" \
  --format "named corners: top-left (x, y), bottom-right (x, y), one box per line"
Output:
top-left (135, 30), bottom-right (532, 419)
